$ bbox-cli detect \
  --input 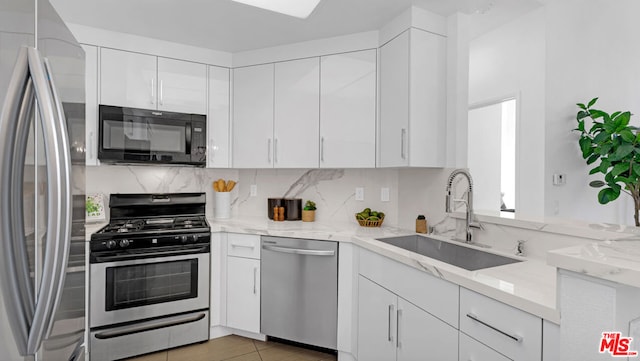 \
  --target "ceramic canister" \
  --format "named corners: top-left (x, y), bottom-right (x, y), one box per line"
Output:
top-left (284, 198), bottom-right (302, 221)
